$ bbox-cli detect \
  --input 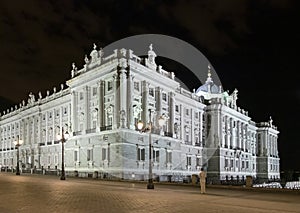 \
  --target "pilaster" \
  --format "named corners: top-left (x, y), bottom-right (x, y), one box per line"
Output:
top-left (98, 80), bottom-right (105, 130)
top-left (113, 74), bottom-right (120, 129)
top-left (141, 81), bottom-right (149, 124)
top-left (169, 92), bottom-right (175, 137)
top-left (119, 63), bottom-right (127, 128)
top-left (155, 87), bottom-right (162, 128)
top-left (127, 74), bottom-right (135, 129)
top-left (71, 90), bottom-right (78, 133)
top-left (84, 86), bottom-right (89, 133)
